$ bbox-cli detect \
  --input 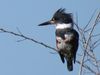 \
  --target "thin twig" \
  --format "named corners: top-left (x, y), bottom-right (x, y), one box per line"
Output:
top-left (0, 27), bottom-right (98, 74)
top-left (0, 28), bottom-right (57, 52)
top-left (79, 11), bottom-right (100, 75)
top-left (83, 9), bottom-right (97, 31)
top-left (92, 33), bottom-right (100, 37)
top-left (0, 11), bottom-right (100, 75)
top-left (76, 60), bottom-right (96, 74)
